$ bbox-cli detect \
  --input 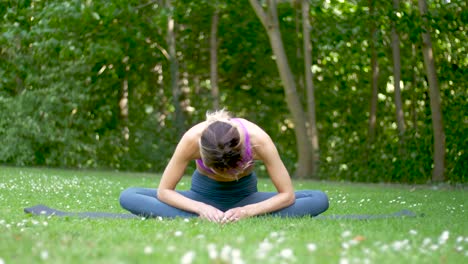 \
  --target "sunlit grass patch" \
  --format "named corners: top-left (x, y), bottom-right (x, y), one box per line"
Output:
top-left (0, 166), bottom-right (466, 263)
